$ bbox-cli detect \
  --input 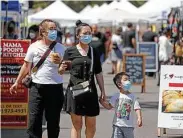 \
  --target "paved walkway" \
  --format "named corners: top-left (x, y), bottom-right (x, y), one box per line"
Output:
top-left (42, 63), bottom-right (183, 138)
